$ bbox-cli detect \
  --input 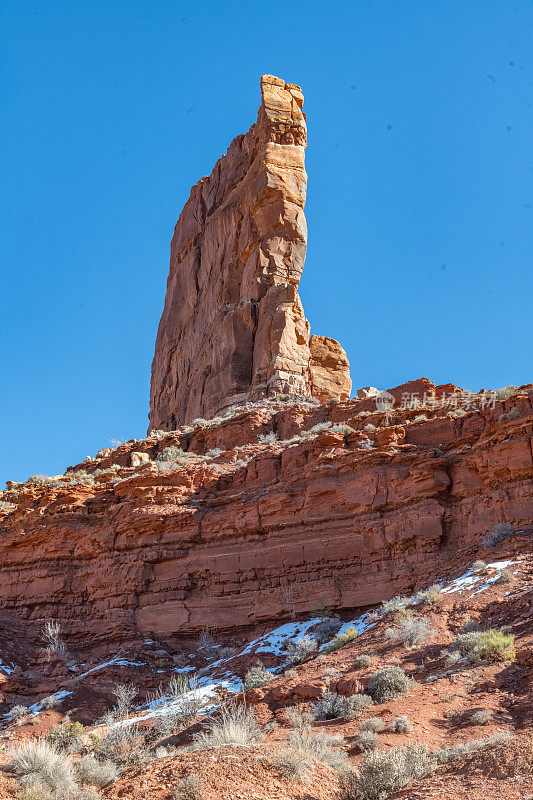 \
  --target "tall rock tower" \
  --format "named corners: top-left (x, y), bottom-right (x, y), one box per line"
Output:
top-left (149, 75), bottom-right (351, 430)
